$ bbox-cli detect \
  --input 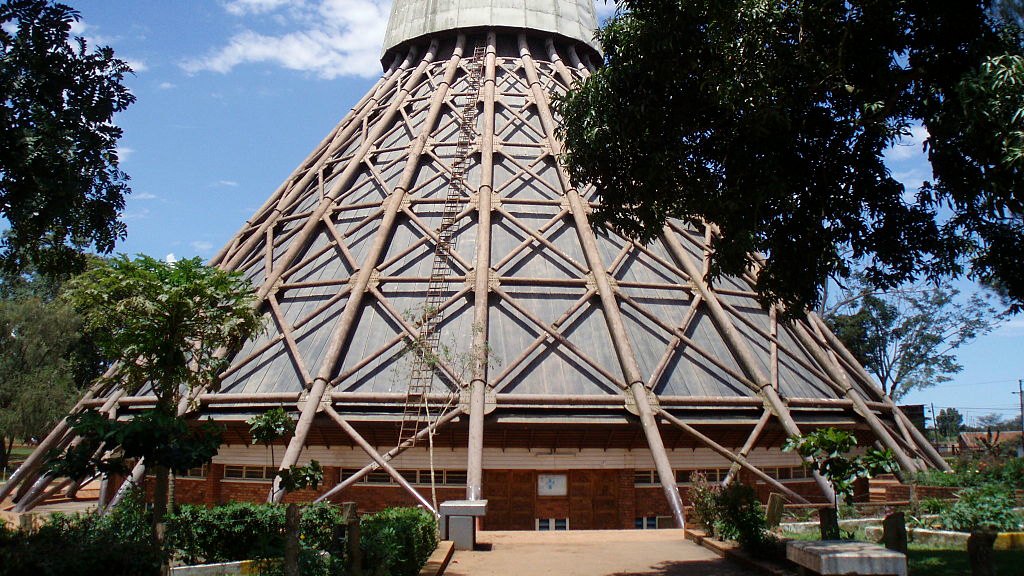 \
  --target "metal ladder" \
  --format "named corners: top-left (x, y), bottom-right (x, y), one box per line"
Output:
top-left (397, 45), bottom-right (486, 447)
